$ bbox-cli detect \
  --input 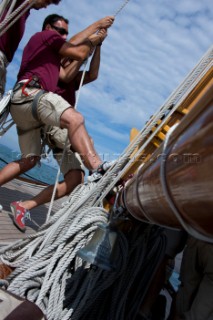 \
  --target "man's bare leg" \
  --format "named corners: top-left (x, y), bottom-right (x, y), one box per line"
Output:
top-left (60, 108), bottom-right (102, 170)
top-left (0, 156), bottom-right (39, 186)
top-left (17, 169), bottom-right (84, 211)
